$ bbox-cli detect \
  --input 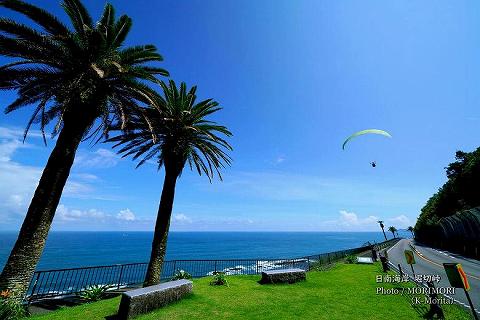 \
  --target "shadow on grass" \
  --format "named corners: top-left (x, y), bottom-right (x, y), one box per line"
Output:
top-left (397, 286), bottom-right (445, 320)
top-left (375, 263), bottom-right (443, 320)
top-left (28, 293), bottom-right (121, 317)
